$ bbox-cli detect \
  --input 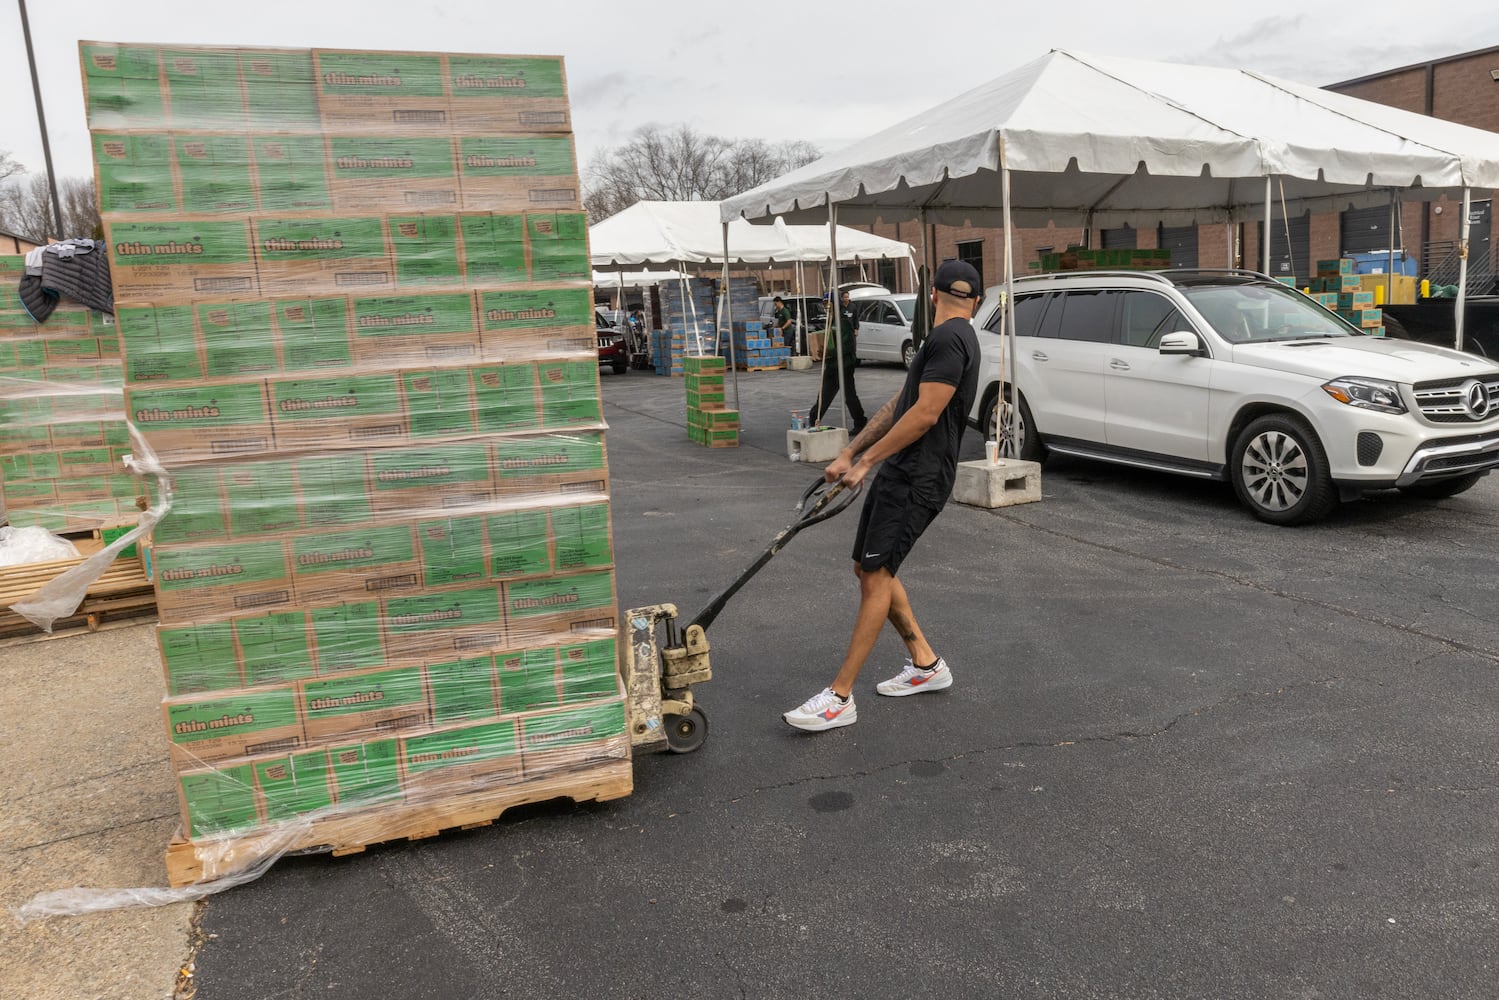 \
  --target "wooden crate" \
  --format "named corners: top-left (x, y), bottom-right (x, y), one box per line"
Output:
top-left (163, 756), bottom-right (631, 887)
